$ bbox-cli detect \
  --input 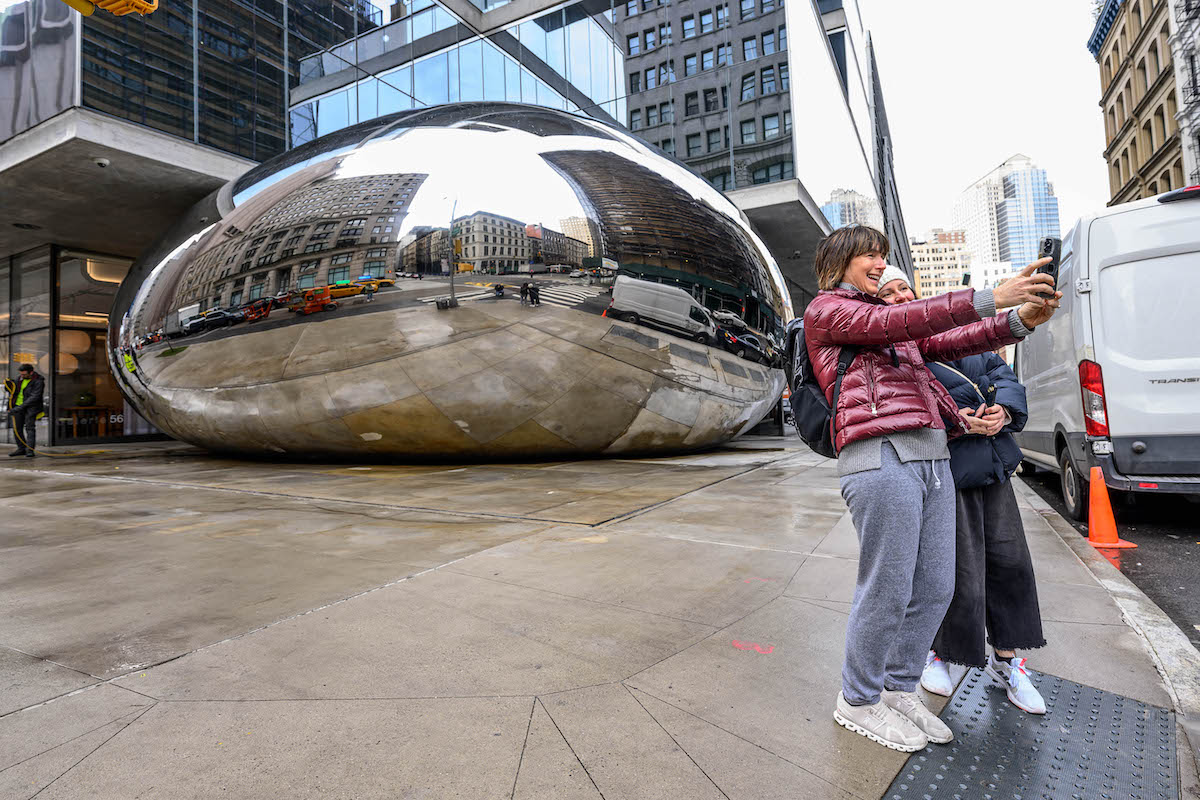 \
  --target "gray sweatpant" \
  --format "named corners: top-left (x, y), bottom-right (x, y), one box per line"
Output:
top-left (838, 443), bottom-right (956, 705)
